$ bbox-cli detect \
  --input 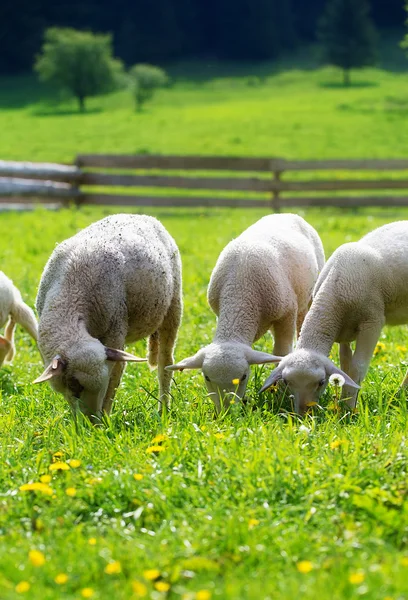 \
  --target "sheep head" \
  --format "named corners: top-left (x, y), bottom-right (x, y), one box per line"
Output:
top-left (166, 342), bottom-right (282, 413)
top-left (260, 349), bottom-right (360, 414)
top-left (34, 341), bottom-right (146, 420)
